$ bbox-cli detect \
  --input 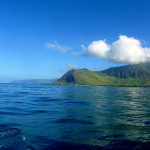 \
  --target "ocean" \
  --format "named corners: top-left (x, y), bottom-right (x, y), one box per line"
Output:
top-left (0, 83), bottom-right (150, 149)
